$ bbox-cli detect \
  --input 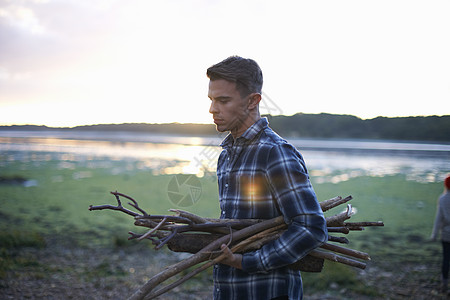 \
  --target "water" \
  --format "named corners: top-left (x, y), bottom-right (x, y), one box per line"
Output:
top-left (0, 130), bottom-right (449, 184)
